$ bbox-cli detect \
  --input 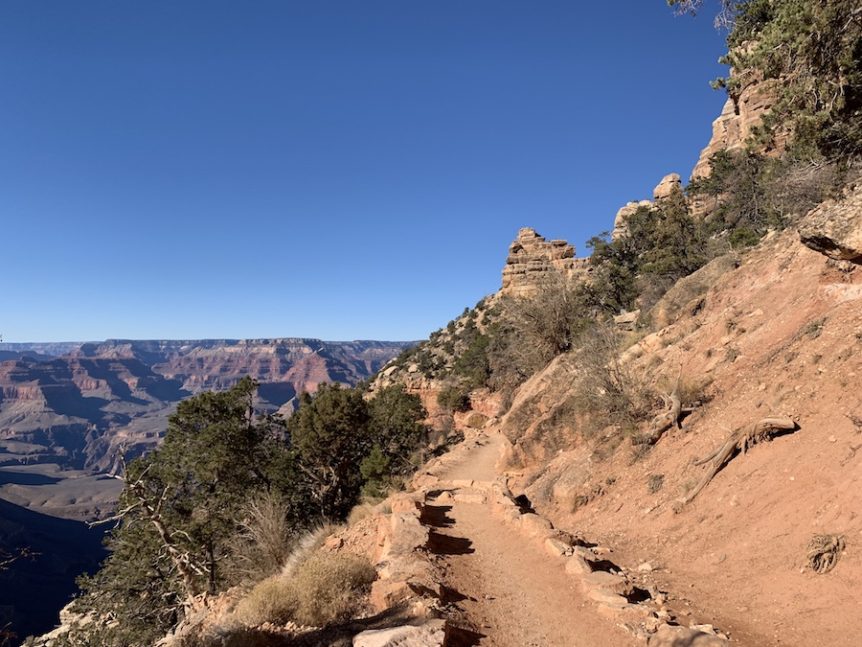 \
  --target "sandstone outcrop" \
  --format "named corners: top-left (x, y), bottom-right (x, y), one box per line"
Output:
top-left (611, 174), bottom-right (681, 241)
top-left (612, 200), bottom-right (653, 241)
top-left (501, 228), bottom-right (589, 297)
top-left (798, 184), bottom-right (862, 263)
top-left (691, 81), bottom-right (777, 180)
top-left (653, 173), bottom-right (682, 201)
